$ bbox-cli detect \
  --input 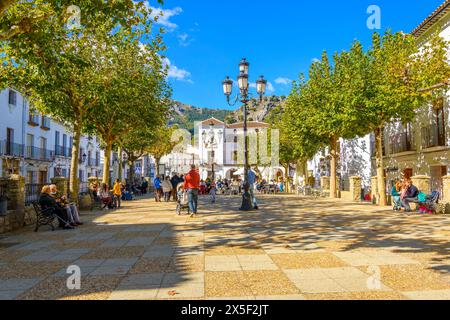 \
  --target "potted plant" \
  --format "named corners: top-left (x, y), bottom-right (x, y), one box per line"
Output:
top-left (0, 193), bottom-right (9, 216)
